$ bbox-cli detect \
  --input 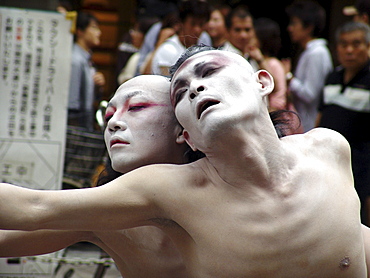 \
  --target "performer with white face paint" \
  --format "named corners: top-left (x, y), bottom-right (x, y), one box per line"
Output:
top-left (0, 47), bottom-right (369, 277)
top-left (0, 75), bottom-right (190, 278)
